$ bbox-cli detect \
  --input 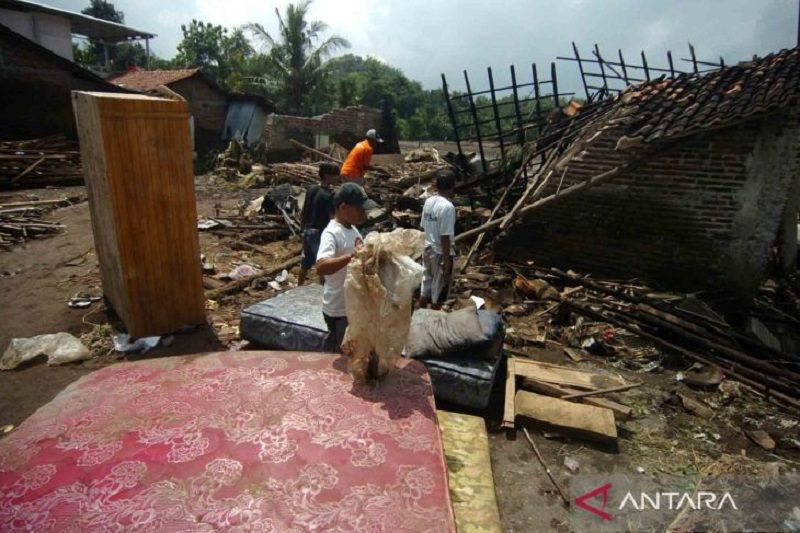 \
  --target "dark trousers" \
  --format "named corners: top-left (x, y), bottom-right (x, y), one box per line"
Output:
top-left (323, 313), bottom-right (348, 353)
